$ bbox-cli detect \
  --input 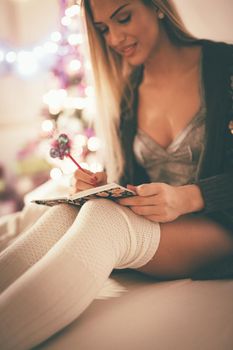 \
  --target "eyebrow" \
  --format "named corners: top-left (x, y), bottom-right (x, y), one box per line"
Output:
top-left (94, 3), bottom-right (130, 24)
